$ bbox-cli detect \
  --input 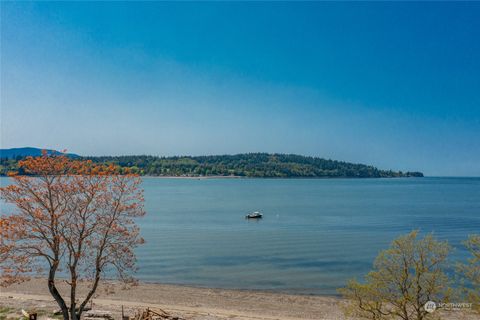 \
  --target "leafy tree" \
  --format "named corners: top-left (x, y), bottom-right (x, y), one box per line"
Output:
top-left (0, 153), bottom-right (145, 320)
top-left (457, 234), bottom-right (480, 313)
top-left (339, 231), bottom-right (452, 320)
